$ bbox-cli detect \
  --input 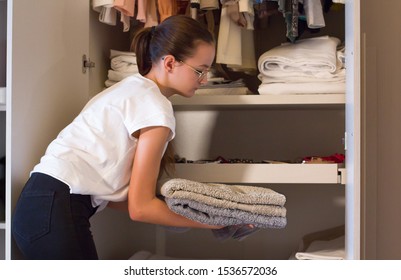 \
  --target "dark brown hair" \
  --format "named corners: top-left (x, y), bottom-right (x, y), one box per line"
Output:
top-left (131, 15), bottom-right (215, 176)
top-left (131, 15), bottom-right (215, 76)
